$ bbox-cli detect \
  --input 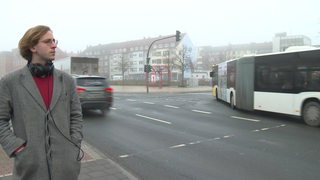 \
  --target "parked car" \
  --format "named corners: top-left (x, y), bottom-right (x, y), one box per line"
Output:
top-left (73, 75), bottom-right (113, 115)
